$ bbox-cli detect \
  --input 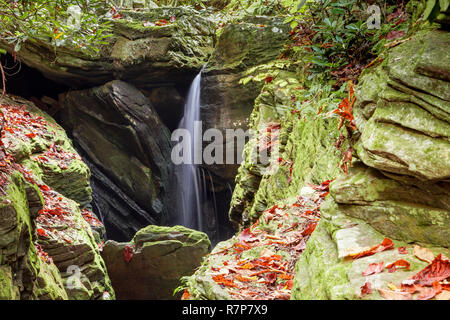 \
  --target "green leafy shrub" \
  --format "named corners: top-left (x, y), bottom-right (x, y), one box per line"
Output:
top-left (0, 0), bottom-right (115, 54)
